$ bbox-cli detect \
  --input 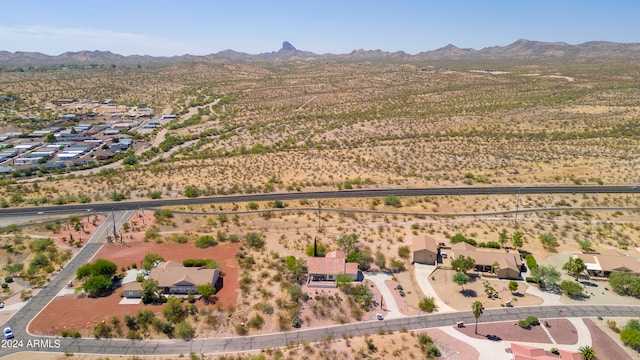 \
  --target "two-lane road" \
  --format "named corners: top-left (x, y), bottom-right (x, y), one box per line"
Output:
top-left (4, 304), bottom-right (640, 356)
top-left (1, 210), bottom-right (134, 356)
top-left (0, 185), bottom-right (638, 217)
